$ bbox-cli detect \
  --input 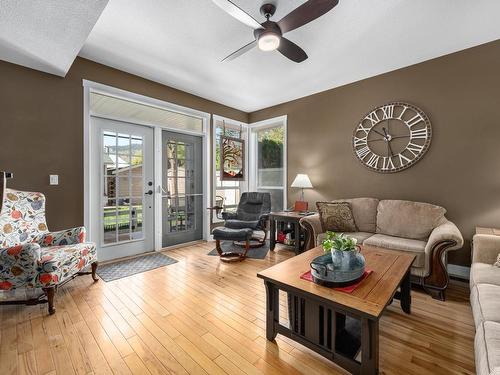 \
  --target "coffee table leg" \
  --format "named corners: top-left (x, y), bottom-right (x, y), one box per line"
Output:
top-left (265, 281), bottom-right (279, 341)
top-left (400, 270), bottom-right (411, 314)
top-left (270, 218), bottom-right (276, 251)
top-left (361, 318), bottom-right (379, 375)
